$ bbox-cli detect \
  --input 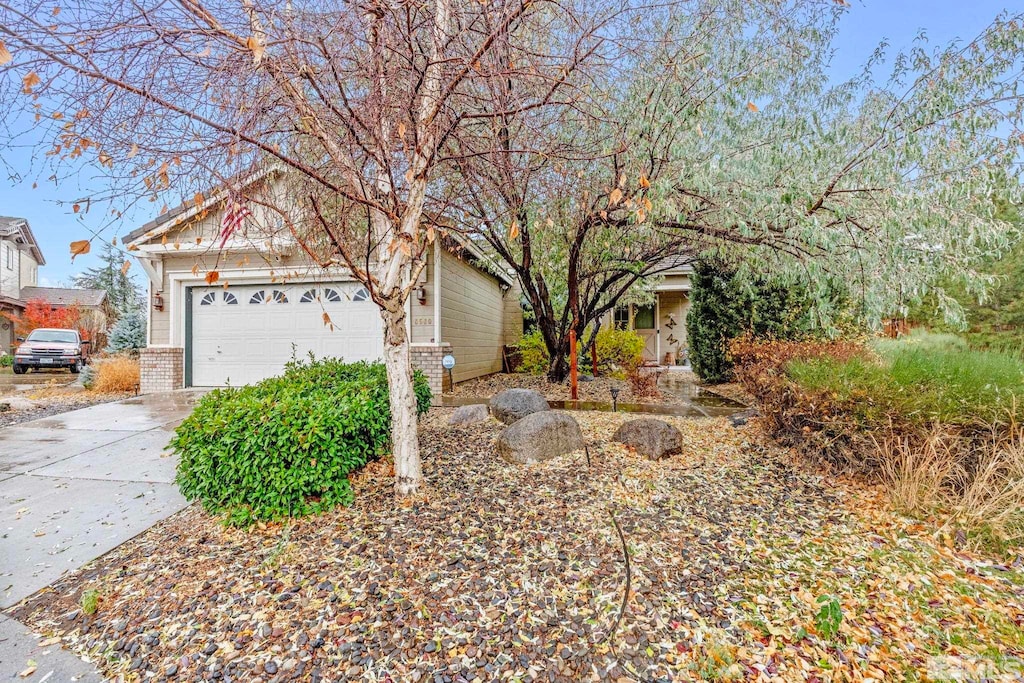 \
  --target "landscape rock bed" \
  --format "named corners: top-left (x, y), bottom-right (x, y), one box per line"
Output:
top-left (451, 373), bottom-right (681, 406)
top-left (9, 410), bottom-right (1023, 681)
